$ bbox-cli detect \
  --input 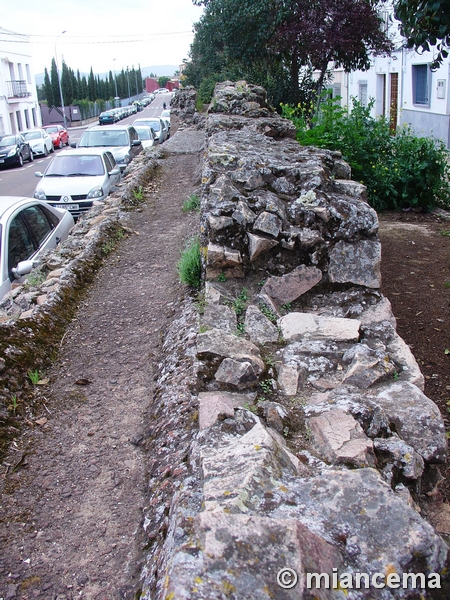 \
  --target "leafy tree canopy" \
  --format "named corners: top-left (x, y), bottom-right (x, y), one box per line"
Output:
top-left (188, 0), bottom-right (392, 107)
top-left (395, 0), bottom-right (450, 68)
